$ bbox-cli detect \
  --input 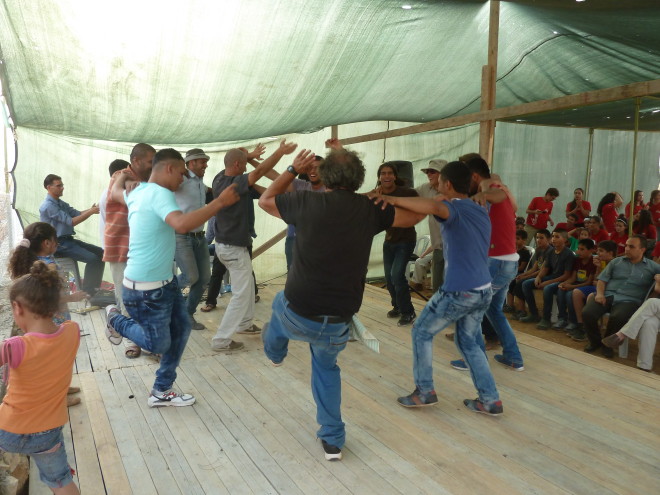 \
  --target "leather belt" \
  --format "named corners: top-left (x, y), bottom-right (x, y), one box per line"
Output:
top-left (123, 276), bottom-right (173, 291)
top-left (186, 231), bottom-right (205, 238)
top-left (287, 302), bottom-right (351, 324)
